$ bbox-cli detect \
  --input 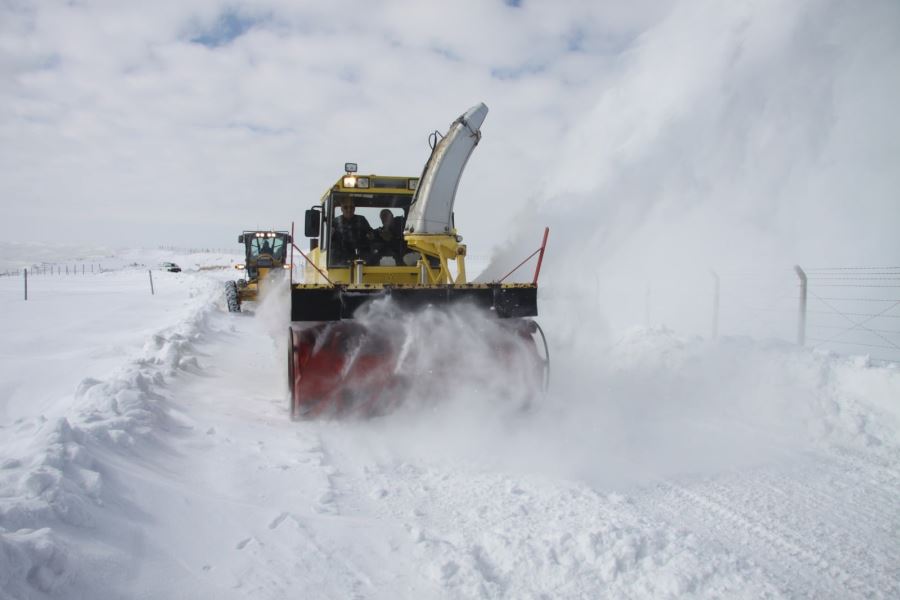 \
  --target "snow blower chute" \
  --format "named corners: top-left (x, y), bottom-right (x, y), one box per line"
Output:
top-left (287, 103), bottom-right (549, 418)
